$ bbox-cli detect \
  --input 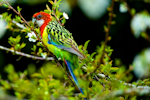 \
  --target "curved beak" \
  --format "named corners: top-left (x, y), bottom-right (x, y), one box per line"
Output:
top-left (32, 18), bottom-right (36, 24)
